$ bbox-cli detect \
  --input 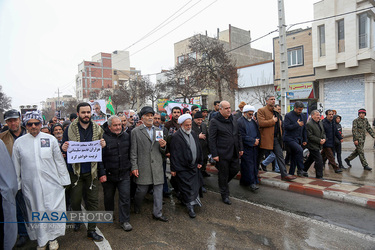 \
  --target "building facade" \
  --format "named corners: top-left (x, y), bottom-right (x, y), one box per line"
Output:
top-left (235, 60), bottom-right (274, 111)
top-left (313, 0), bottom-right (375, 127)
top-left (76, 50), bottom-right (133, 100)
top-left (173, 25), bottom-right (272, 109)
top-left (273, 27), bottom-right (318, 114)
